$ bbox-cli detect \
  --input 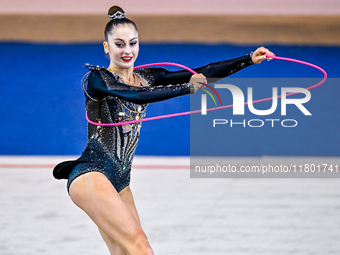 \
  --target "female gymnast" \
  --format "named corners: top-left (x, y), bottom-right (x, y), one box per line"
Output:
top-left (53, 5), bottom-right (274, 255)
